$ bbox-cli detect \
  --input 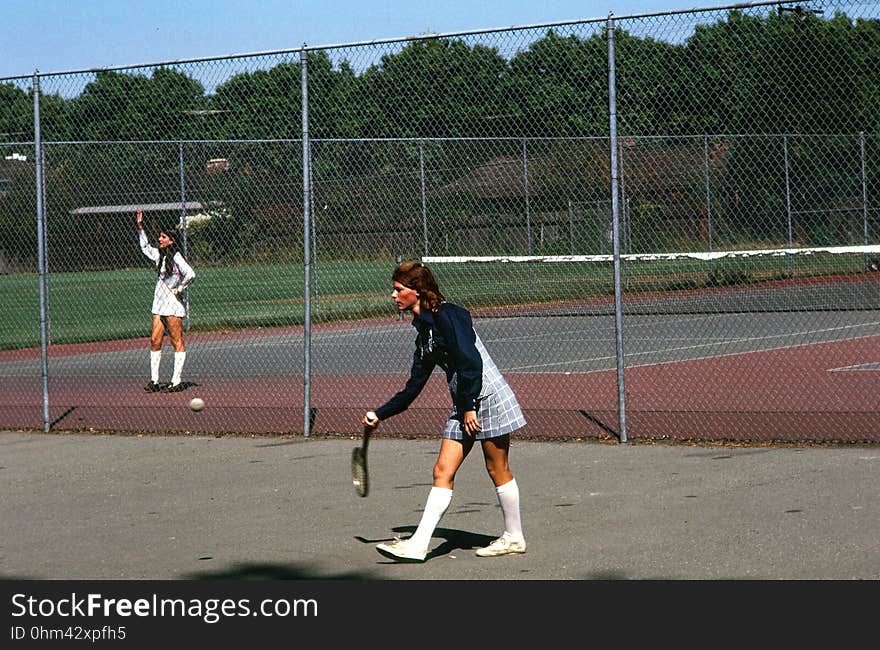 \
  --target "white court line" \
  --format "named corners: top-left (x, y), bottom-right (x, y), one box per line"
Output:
top-left (479, 312), bottom-right (728, 345)
top-left (505, 323), bottom-right (880, 372)
top-left (828, 363), bottom-right (880, 372)
top-left (192, 323), bottom-right (412, 349)
top-left (199, 317), bottom-right (880, 368)
top-left (478, 309), bottom-right (870, 346)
